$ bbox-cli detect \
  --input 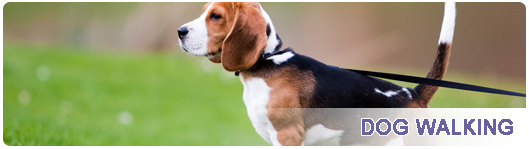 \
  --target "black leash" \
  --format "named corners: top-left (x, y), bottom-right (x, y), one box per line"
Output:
top-left (347, 69), bottom-right (526, 97)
